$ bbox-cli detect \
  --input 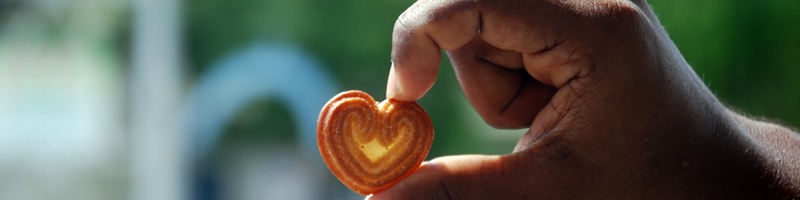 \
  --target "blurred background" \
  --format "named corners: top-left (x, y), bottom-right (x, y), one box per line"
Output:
top-left (0, 0), bottom-right (797, 199)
